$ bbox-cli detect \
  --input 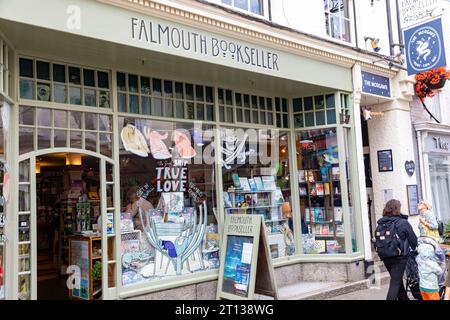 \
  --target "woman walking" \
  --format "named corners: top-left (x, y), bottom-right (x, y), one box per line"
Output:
top-left (374, 199), bottom-right (418, 300)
